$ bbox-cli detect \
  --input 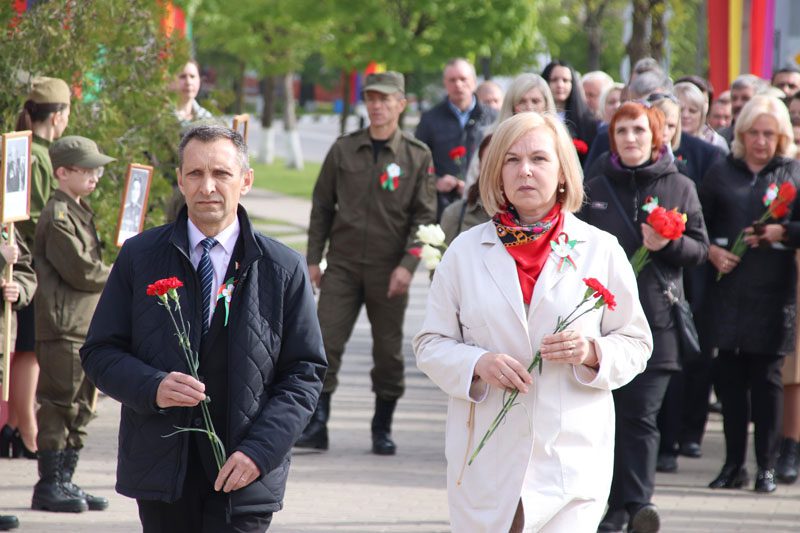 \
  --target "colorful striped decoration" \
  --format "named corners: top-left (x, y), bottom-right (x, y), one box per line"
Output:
top-left (728, 0), bottom-right (744, 84)
top-left (707, 0), bottom-right (730, 95)
top-left (708, 0), bottom-right (776, 94)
